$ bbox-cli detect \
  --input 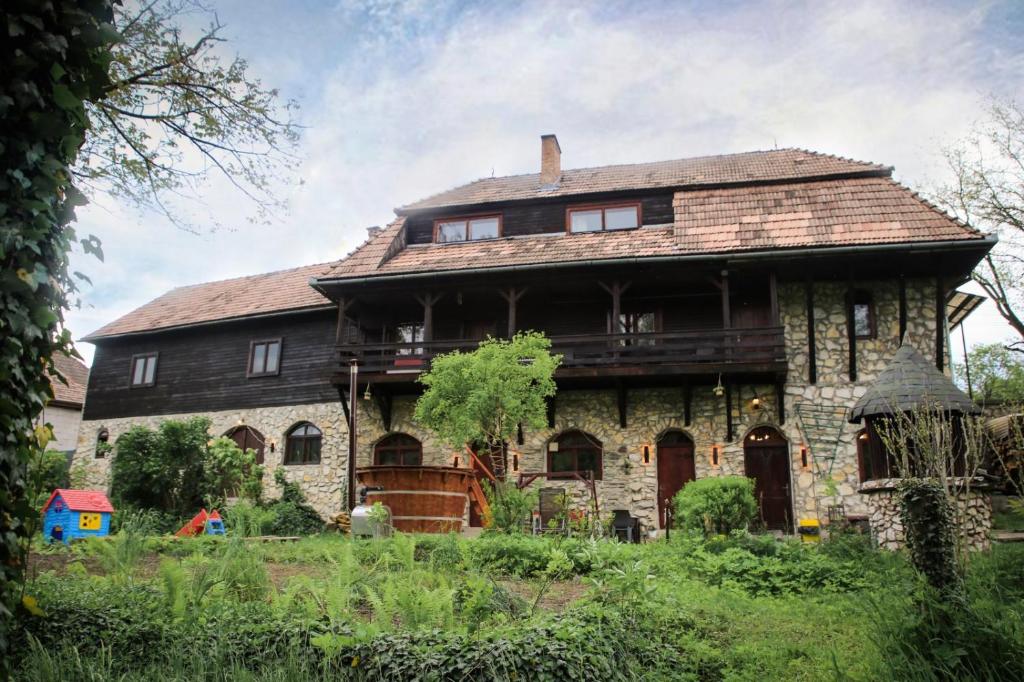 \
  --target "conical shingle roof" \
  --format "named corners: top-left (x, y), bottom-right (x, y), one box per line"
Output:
top-left (848, 345), bottom-right (979, 423)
